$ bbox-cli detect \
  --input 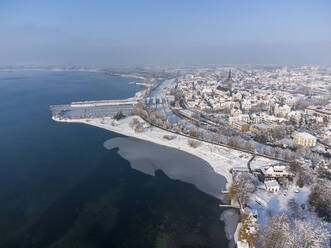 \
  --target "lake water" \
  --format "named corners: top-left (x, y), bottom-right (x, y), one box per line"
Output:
top-left (0, 71), bottom-right (229, 248)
